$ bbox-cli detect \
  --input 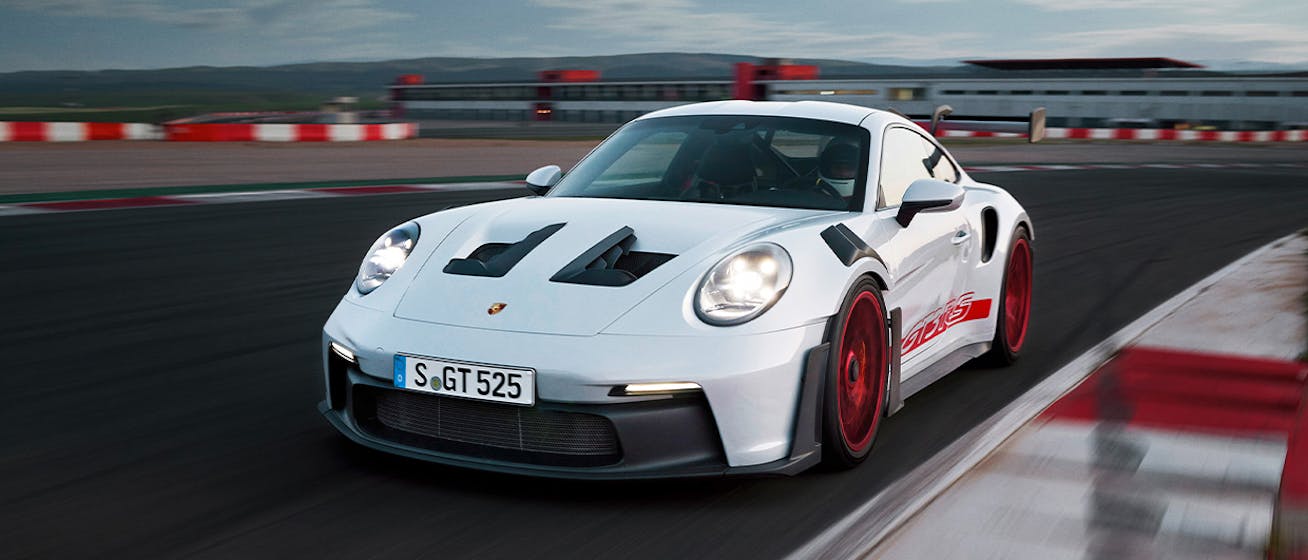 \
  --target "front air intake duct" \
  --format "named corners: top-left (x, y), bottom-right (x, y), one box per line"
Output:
top-left (550, 226), bottom-right (674, 287)
top-left (444, 223), bottom-right (565, 277)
